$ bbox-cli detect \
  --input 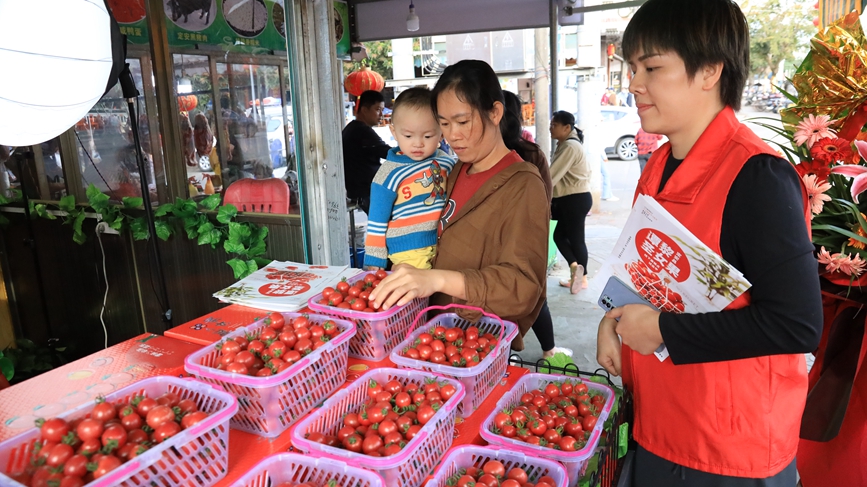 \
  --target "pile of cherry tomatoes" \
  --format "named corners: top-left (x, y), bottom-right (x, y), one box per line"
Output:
top-left (489, 380), bottom-right (605, 452)
top-left (8, 392), bottom-right (210, 487)
top-left (399, 325), bottom-right (501, 368)
top-left (315, 271), bottom-right (389, 313)
top-left (213, 313), bottom-right (342, 377)
top-left (445, 460), bottom-right (558, 487)
top-left (304, 378), bottom-right (458, 457)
